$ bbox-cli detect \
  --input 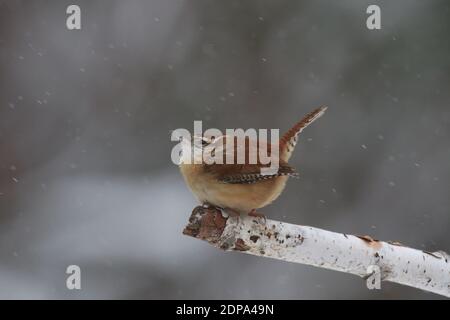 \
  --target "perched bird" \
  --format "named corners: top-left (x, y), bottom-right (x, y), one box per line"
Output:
top-left (179, 106), bottom-right (327, 218)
